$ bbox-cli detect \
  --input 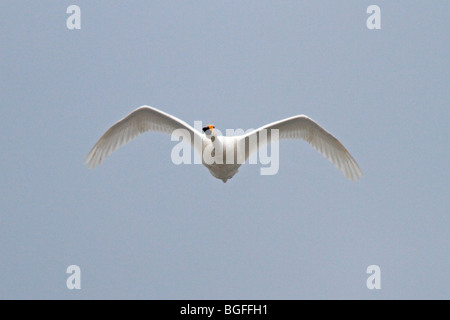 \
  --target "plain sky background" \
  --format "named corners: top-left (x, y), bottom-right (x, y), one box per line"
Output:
top-left (1, 1), bottom-right (448, 299)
